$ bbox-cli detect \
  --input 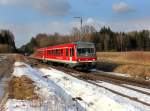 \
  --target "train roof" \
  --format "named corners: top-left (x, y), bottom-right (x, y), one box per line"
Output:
top-left (47, 41), bottom-right (94, 47)
top-left (36, 41), bottom-right (94, 50)
top-left (73, 41), bottom-right (94, 45)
